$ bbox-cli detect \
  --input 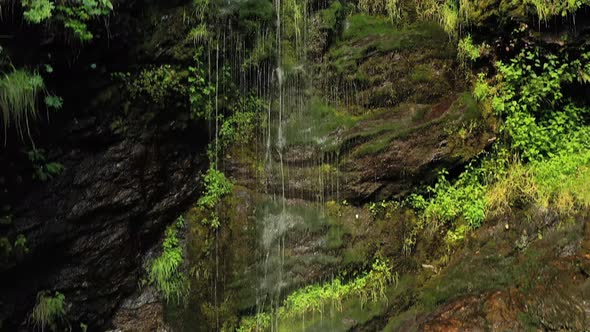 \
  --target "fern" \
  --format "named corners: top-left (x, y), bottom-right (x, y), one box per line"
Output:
top-left (147, 216), bottom-right (189, 304)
